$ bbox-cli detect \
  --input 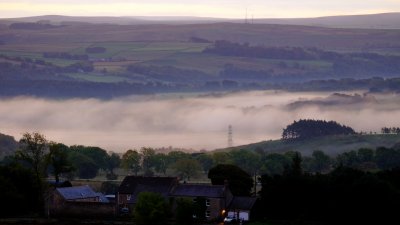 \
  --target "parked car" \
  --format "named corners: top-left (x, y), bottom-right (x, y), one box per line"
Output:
top-left (224, 216), bottom-right (237, 224)
top-left (120, 207), bottom-right (129, 214)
